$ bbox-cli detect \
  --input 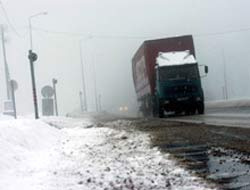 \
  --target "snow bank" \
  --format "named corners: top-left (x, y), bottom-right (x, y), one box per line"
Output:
top-left (0, 114), bottom-right (15, 120)
top-left (0, 119), bottom-right (60, 172)
top-left (43, 116), bottom-right (93, 129)
top-left (0, 116), bottom-right (214, 189)
top-left (157, 50), bottom-right (197, 67)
